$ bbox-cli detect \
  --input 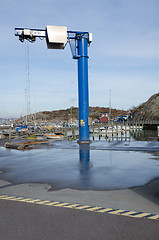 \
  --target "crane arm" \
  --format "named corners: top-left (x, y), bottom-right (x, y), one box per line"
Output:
top-left (15, 28), bottom-right (46, 42)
